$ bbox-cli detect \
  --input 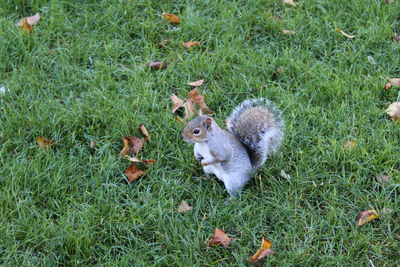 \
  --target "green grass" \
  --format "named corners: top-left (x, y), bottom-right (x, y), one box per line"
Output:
top-left (0, 0), bottom-right (399, 265)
